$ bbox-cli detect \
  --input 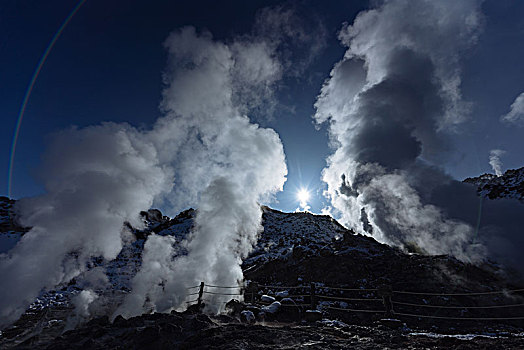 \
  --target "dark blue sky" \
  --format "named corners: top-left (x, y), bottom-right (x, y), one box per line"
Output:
top-left (1, 0), bottom-right (523, 214)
